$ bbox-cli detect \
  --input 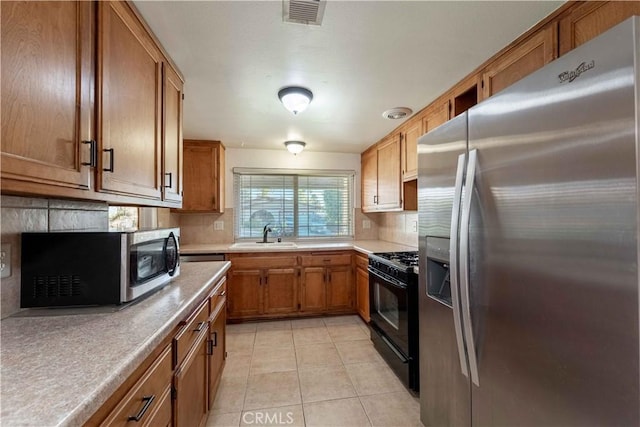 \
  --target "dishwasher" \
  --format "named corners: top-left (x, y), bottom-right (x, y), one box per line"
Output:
top-left (180, 253), bottom-right (225, 262)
